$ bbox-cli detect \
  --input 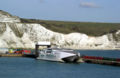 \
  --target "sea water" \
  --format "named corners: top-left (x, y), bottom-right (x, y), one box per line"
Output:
top-left (0, 50), bottom-right (120, 78)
